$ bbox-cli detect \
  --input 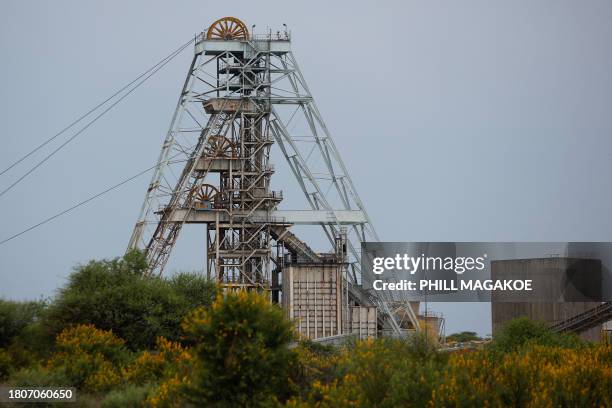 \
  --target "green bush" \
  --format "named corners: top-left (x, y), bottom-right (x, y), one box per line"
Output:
top-left (0, 348), bottom-right (12, 380)
top-left (10, 366), bottom-right (68, 387)
top-left (489, 317), bottom-right (584, 353)
top-left (101, 385), bottom-right (152, 408)
top-left (45, 250), bottom-right (217, 349)
top-left (383, 357), bottom-right (444, 407)
top-left (181, 292), bottom-right (296, 407)
top-left (0, 299), bottom-right (47, 348)
top-left (342, 335), bottom-right (443, 406)
top-left (0, 299), bottom-right (52, 373)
